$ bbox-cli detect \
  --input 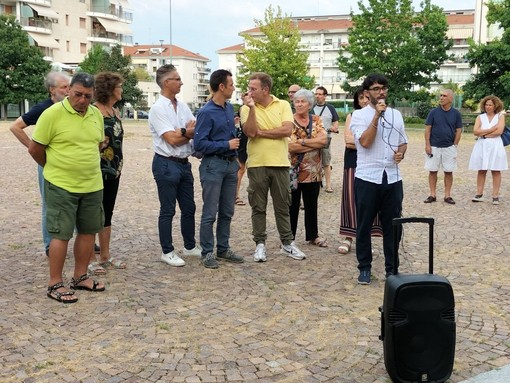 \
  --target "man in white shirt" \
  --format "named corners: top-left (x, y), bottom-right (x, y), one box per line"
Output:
top-left (149, 64), bottom-right (201, 267)
top-left (350, 73), bottom-right (408, 285)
